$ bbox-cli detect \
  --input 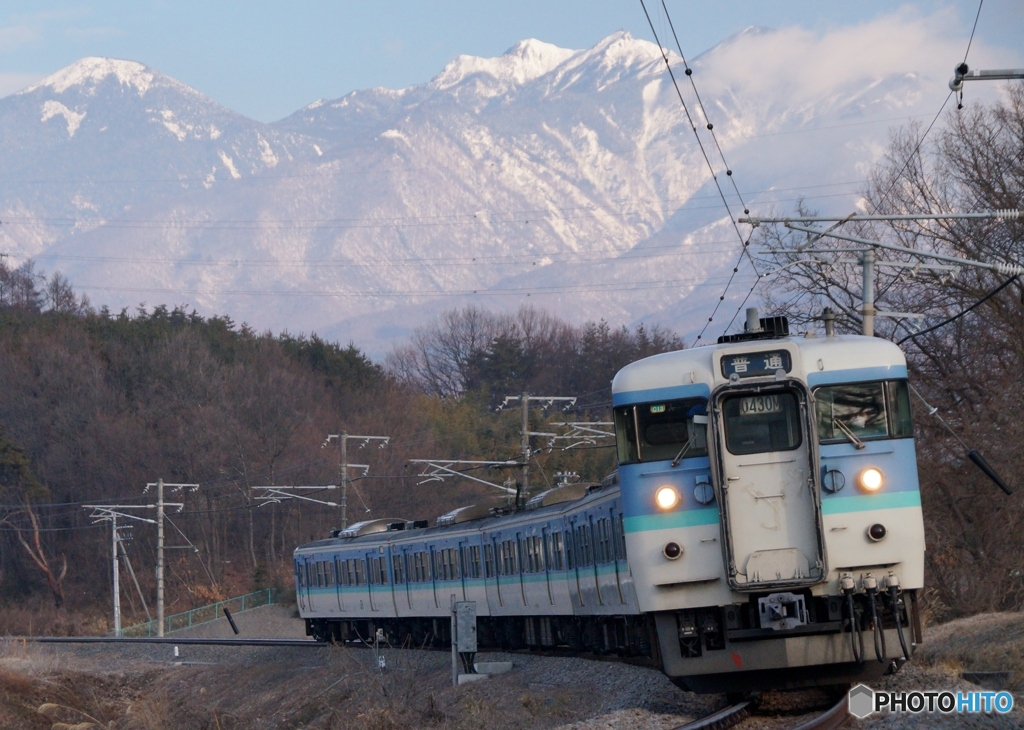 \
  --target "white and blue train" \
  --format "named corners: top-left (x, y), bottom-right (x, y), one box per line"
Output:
top-left (294, 313), bottom-right (925, 692)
